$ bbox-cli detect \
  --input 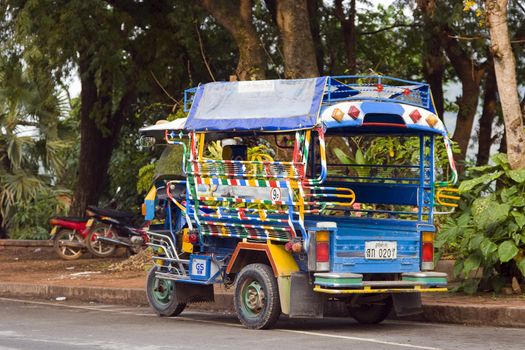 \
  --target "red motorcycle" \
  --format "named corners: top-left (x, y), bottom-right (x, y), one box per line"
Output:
top-left (49, 216), bottom-right (88, 260)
